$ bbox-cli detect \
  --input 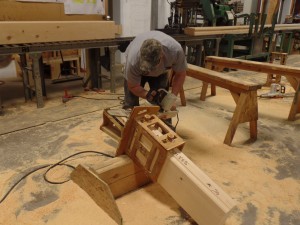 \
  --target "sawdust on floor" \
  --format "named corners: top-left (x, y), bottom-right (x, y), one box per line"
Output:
top-left (0, 55), bottom-right (300, 225)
